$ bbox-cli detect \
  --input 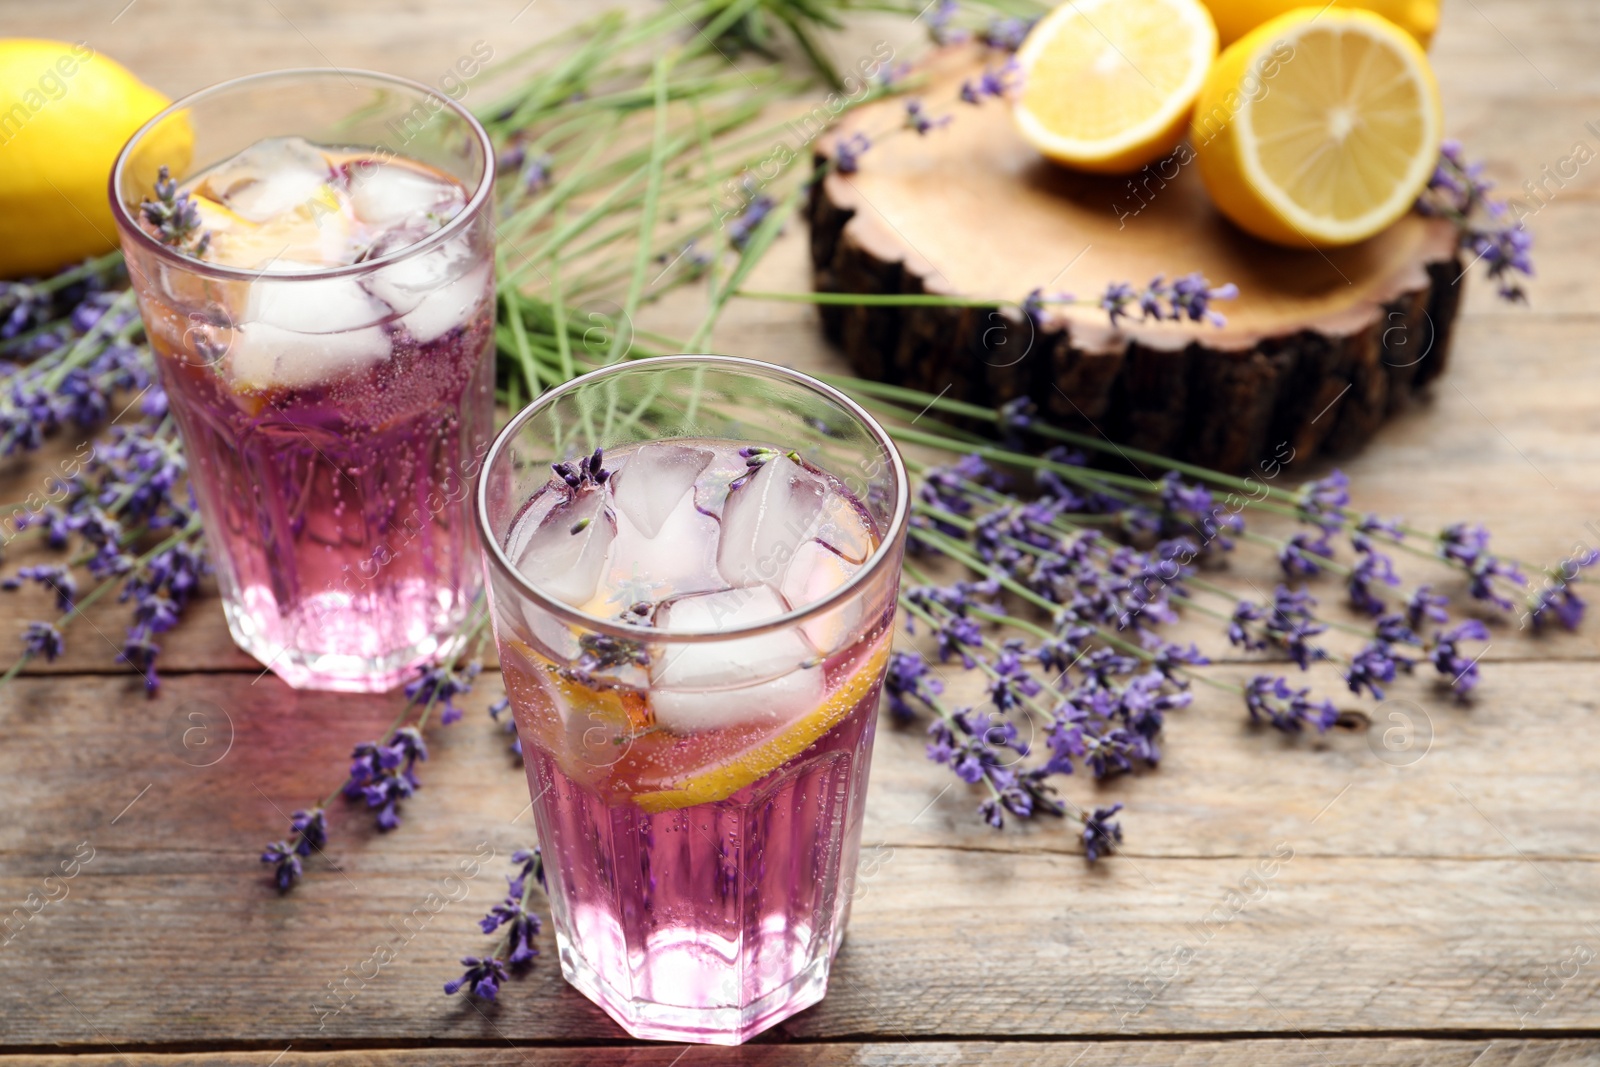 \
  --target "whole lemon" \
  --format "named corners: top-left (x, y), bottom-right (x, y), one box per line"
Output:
top-left (1201, 0), bottom-right (1438, 47)
top-left (0, 39), bottom-right (189, 278)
